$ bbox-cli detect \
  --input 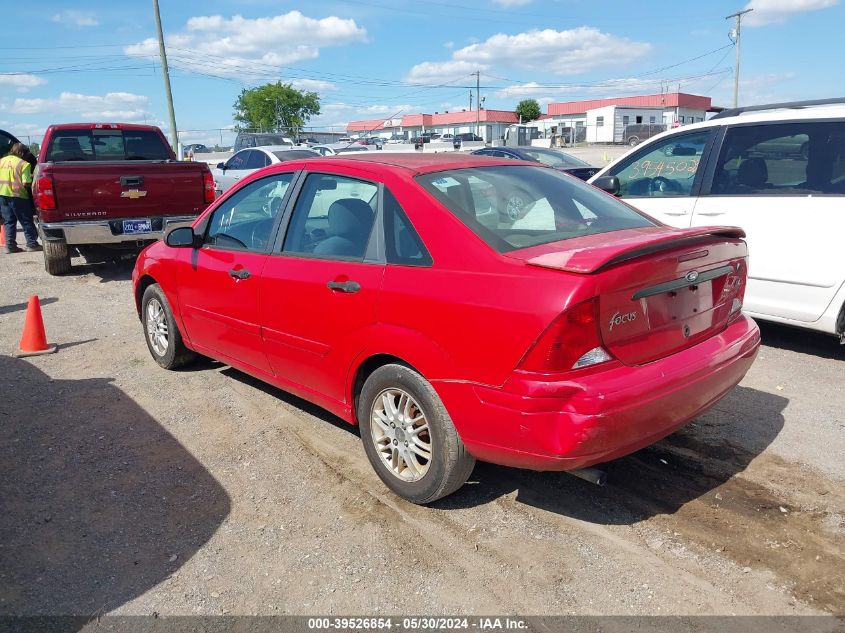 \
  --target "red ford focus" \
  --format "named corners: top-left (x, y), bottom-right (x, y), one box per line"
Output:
top-left (132, 154), bottom-right (760, 503)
